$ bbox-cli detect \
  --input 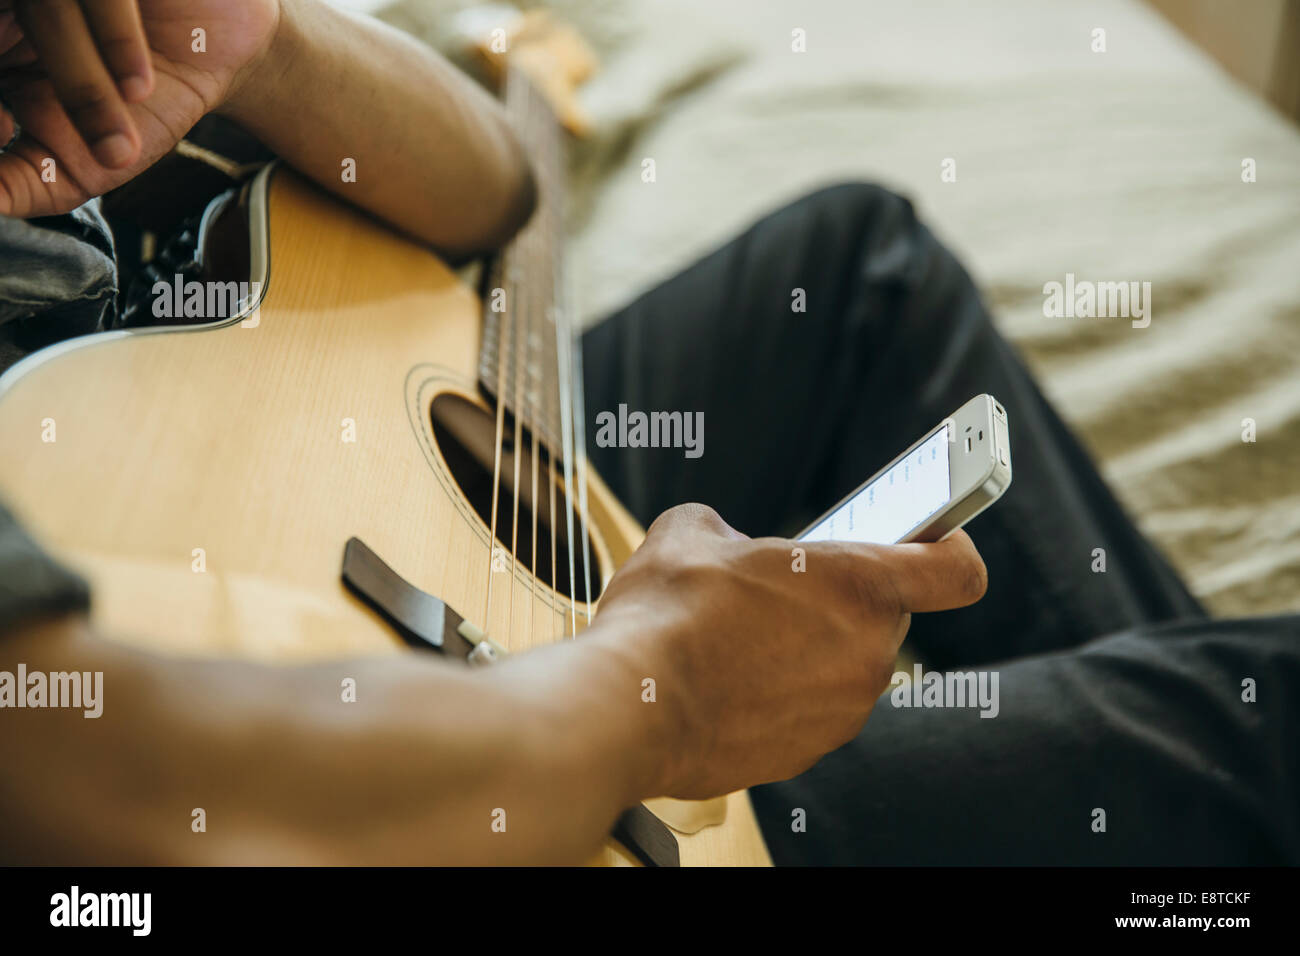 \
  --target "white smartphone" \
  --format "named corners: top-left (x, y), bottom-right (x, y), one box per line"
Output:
top-left (799, 394), bottom-right (1012, 545)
